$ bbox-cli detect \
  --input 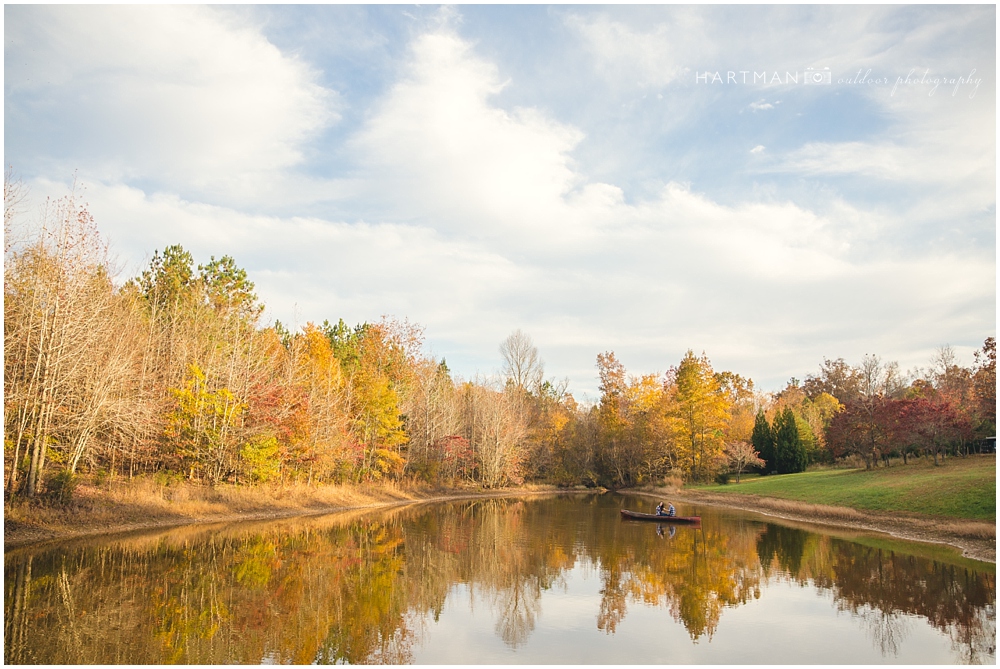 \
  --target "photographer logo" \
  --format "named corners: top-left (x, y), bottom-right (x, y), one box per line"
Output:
top-left (804, 67), bottom-right (832, 85)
